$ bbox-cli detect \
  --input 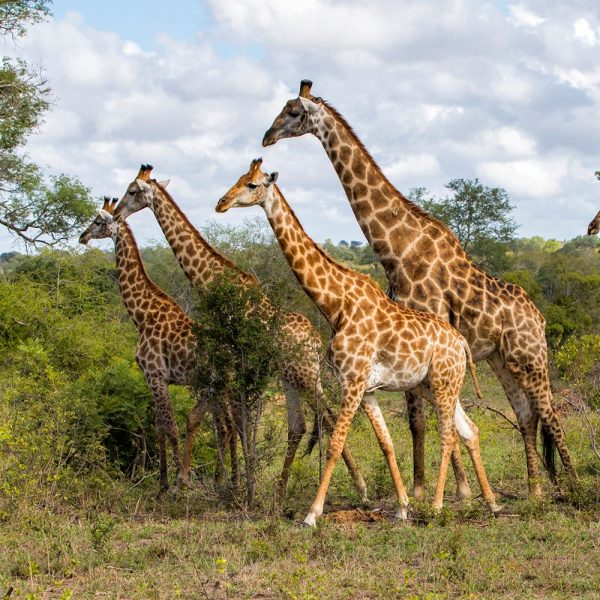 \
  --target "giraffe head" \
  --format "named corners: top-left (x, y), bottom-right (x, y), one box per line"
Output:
top-left (79, 197), bottom-right (119, 244)
top-left (262, 79), bottom-right (325, 147)
top-left (113, 164), bottom-right (170, 220)
top-left (215, 158), bottom-right (278, 213)
top-left (587, 210), bottom-right (600, 235)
